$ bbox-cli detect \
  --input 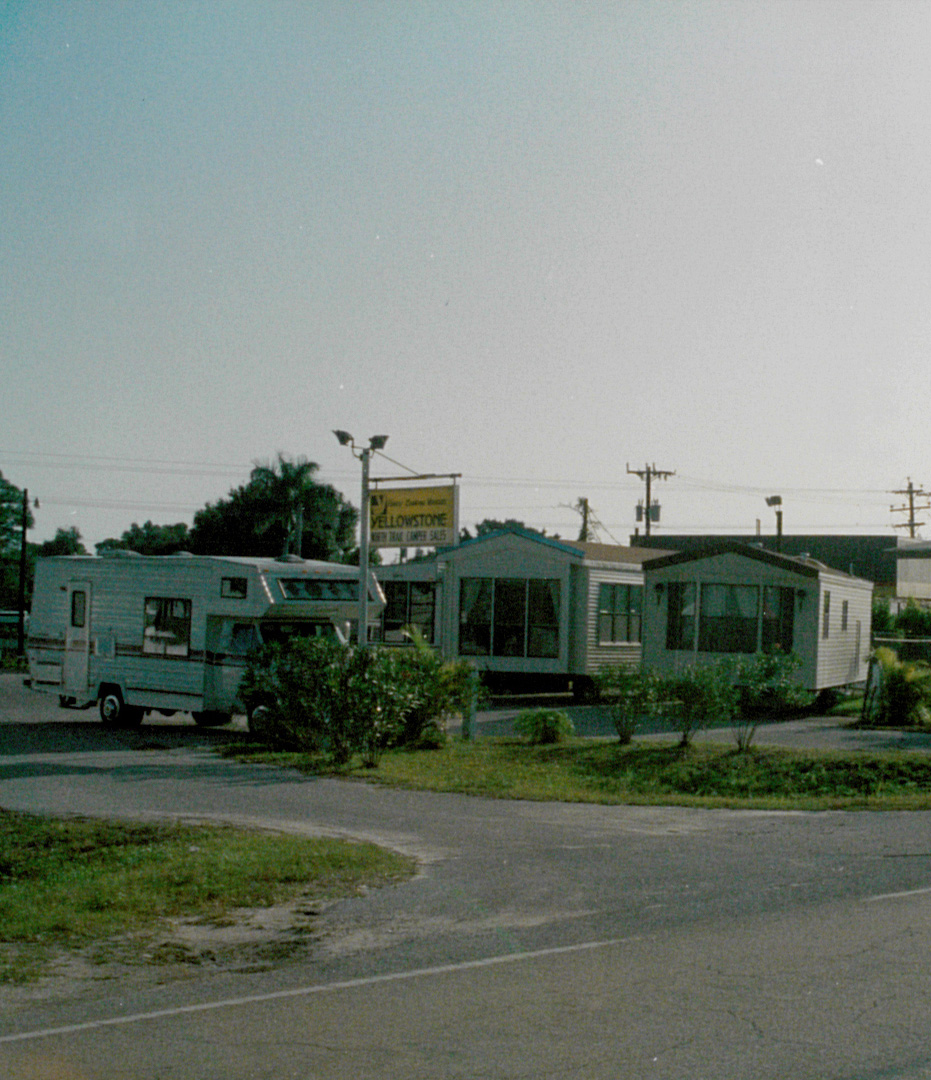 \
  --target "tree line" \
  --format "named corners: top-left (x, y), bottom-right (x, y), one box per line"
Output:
top-left (0, 454), bottom-right (358, 610)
